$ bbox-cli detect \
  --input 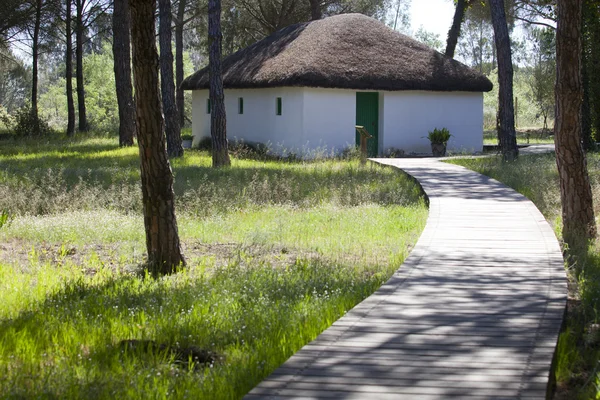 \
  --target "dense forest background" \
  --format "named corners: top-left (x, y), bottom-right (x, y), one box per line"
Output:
top-left (2, 0), bottom-right (593, 137)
